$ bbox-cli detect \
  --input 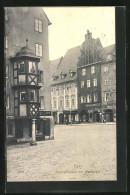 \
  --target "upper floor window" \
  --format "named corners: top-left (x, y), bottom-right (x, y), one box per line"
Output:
top-left (6, 94), bottom-right (9, 108)
top-left (66, 85), bottom-right (69, 92)
top-left (82, 68), bottom-right (86, 76)
top-left (81, 81), bottom-right (84, 88)
top-left (59, 99), bottom-right (63, 107)
top-left (93, 78), bottom-right (97, 87)
top-left (91, 66), bottom-right (95, 74)
top-left (5, 7), bottom-right (8, 21)
top-left (65, 96), bottom-right (69, 107)
top-left (104, 79), bottom-right (108, 86)
top-left (20, 91), bottom-right (26, 102)
top-left (93, 92), bottom-right (98, 102)
top-left (40, 96), bottom-right (44, 109)
top-left (35, 44), bottom-right (42, 57)
top-left (107, 54), bottom-right (112, 61)
top-left (53, 97), bottom-right (57, 108)
top-left (29, 89), bottom-right (37, 102)
top-left (71, 95), bottom-right (75, 107)
top-left (87, 94), bottom-right (92, 103)
top-left (5, 35), bottom-right (8, 49)
top-left (104, 93), bottom-right (109, 102)
top-left (18, 61), bottom-right (25, 73)
top-left (104, 66), bottom-right (108, 72)
top-left (59, 86), bottom-right (64, 95)
top-left (29, 62), bottom-right (36, 73)
top-left (35, 18), bottom-right (42, 32)
top-left (81, 96), bottom-right (86, 103)
top-left (38, 70), bottom-right (43, 82)
top-left (87, 80), bottom-right (90, 88)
